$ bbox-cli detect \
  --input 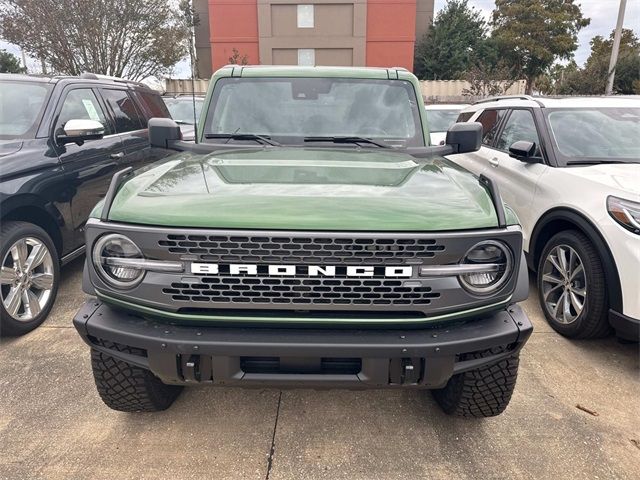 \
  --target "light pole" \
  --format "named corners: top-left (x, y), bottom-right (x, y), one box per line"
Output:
top-left (605, 0), bottom-right (627, 95)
